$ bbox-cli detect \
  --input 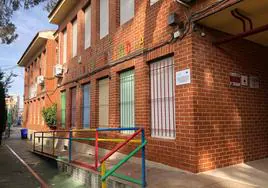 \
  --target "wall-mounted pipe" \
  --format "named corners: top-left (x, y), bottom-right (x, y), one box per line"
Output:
top-left (214, 24), bottom-right (268, 45)
top-left (234, 8), bottom-right (253, 30)
top-left (231, 10), bottom-right (246, 32)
